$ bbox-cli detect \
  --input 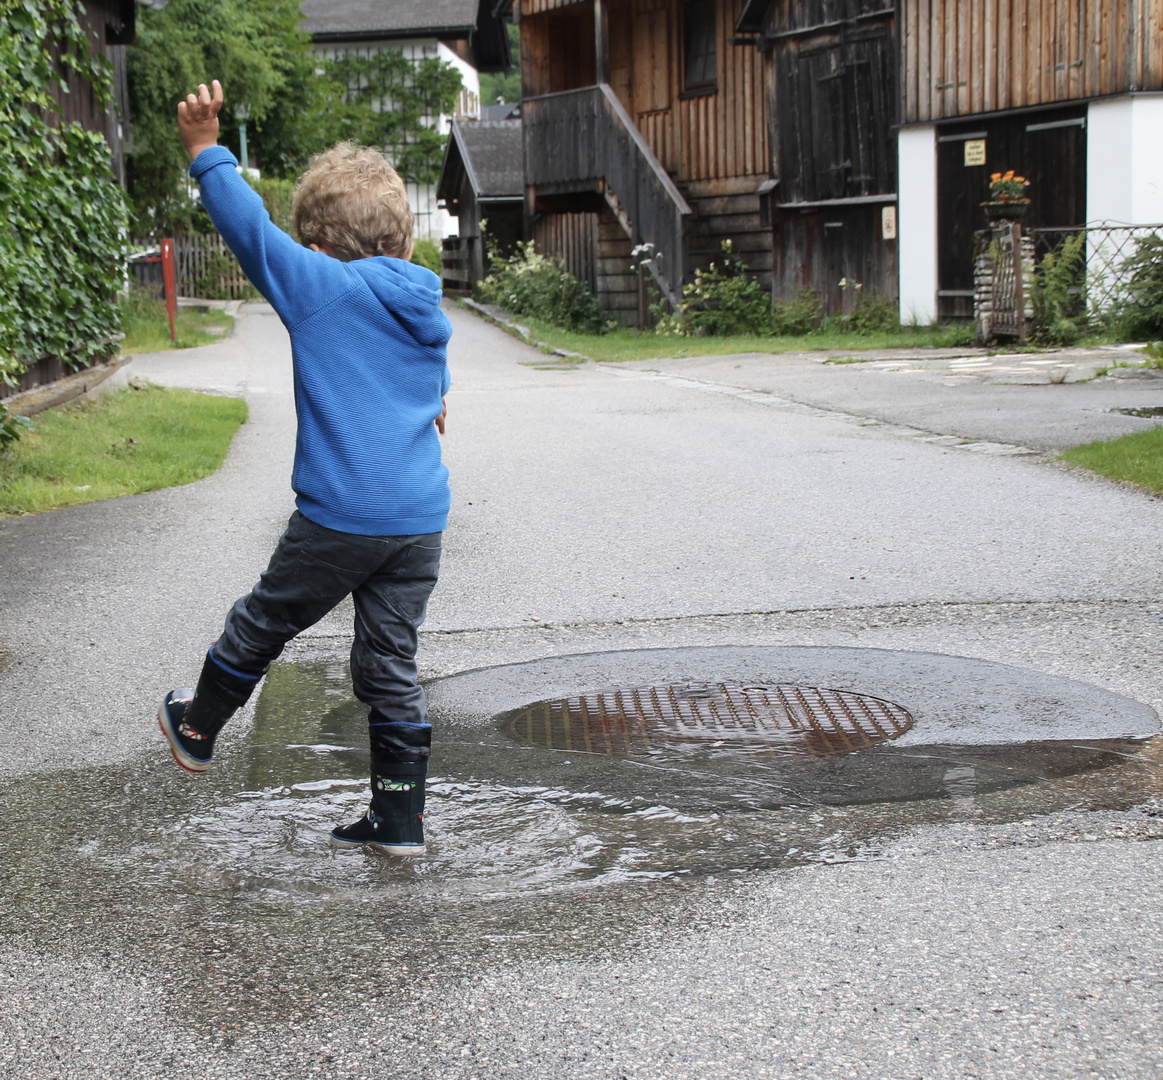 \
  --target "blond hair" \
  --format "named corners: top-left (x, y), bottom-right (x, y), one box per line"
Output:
top-left (291, 142), bottom-right (414, 261)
